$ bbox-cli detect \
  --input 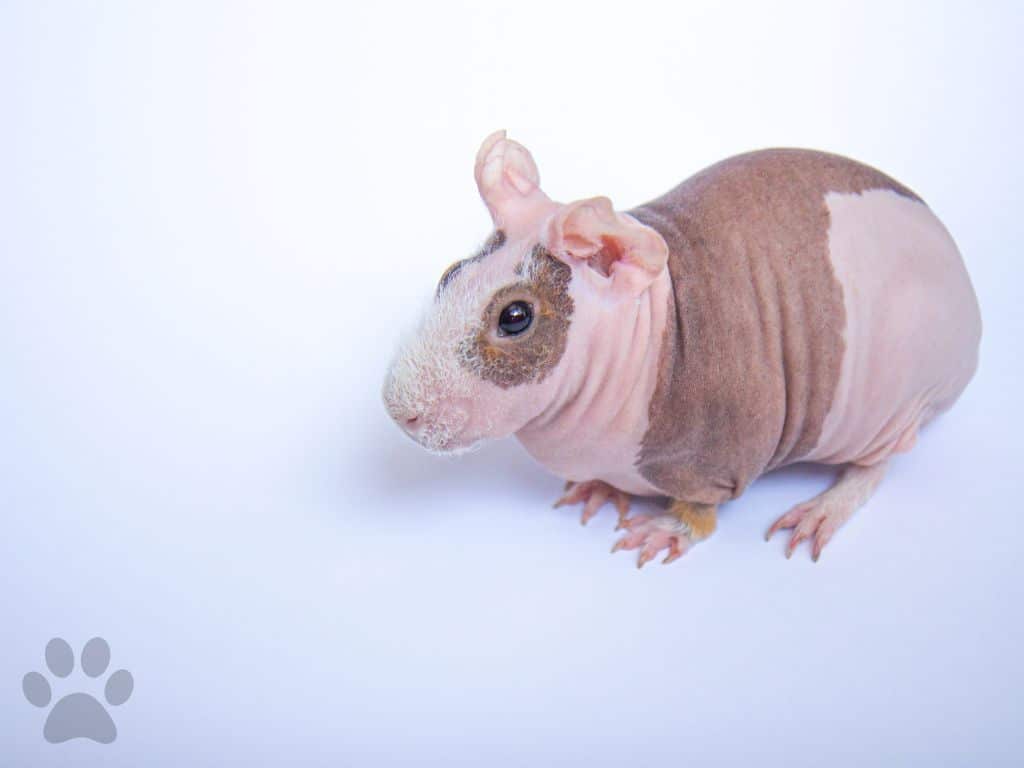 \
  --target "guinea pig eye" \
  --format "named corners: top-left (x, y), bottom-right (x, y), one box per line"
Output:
top-left (497, 301), bottom-right (533, 336)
